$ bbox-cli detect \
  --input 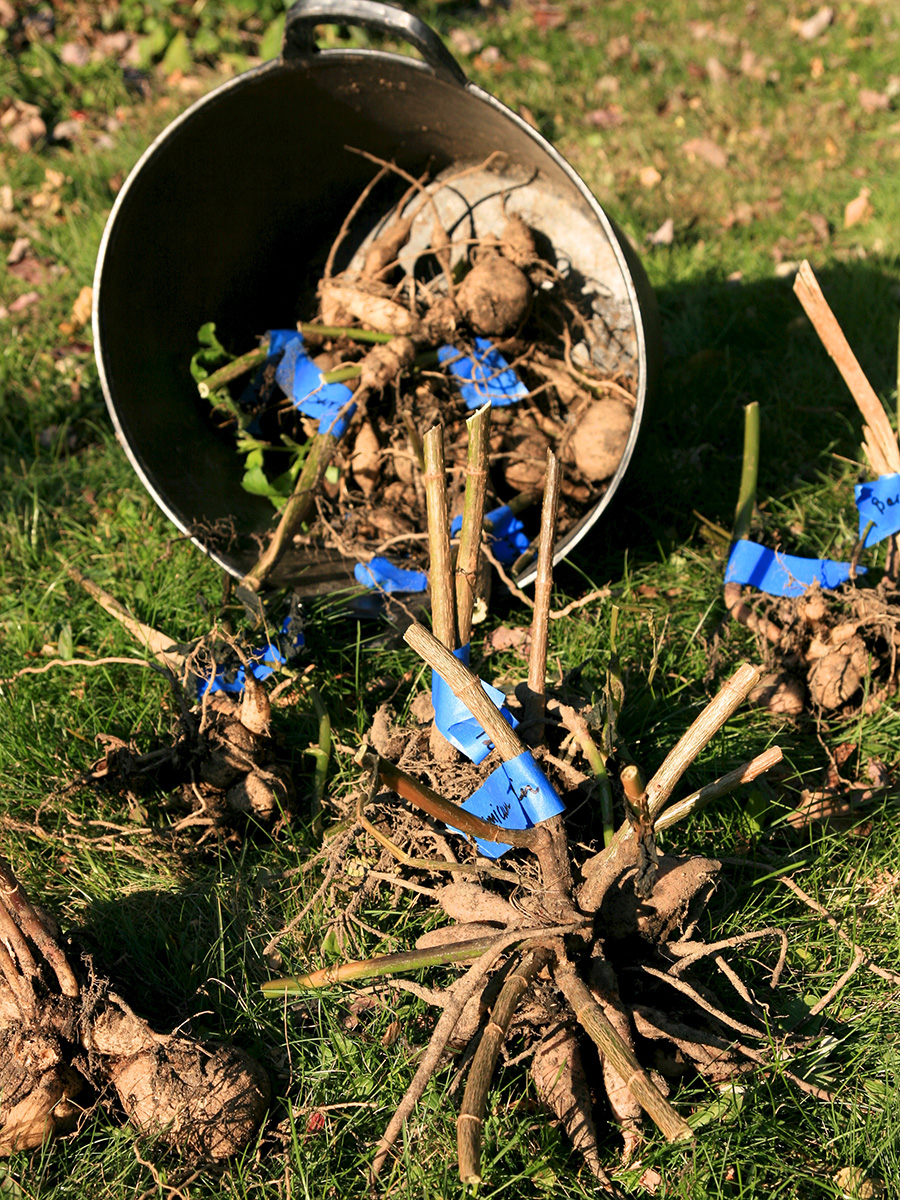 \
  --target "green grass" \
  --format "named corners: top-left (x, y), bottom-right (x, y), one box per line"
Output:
top-left (3, 0), bottom-right (900, 1196)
